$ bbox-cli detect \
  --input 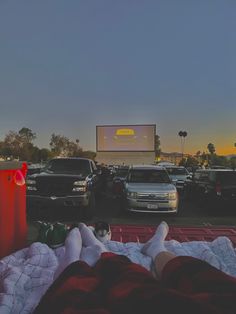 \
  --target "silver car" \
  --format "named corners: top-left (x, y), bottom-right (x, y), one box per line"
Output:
top-left (164, 166), bottom-right (190, 191)
top-left (123, 165), bottom-right (178, 214)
